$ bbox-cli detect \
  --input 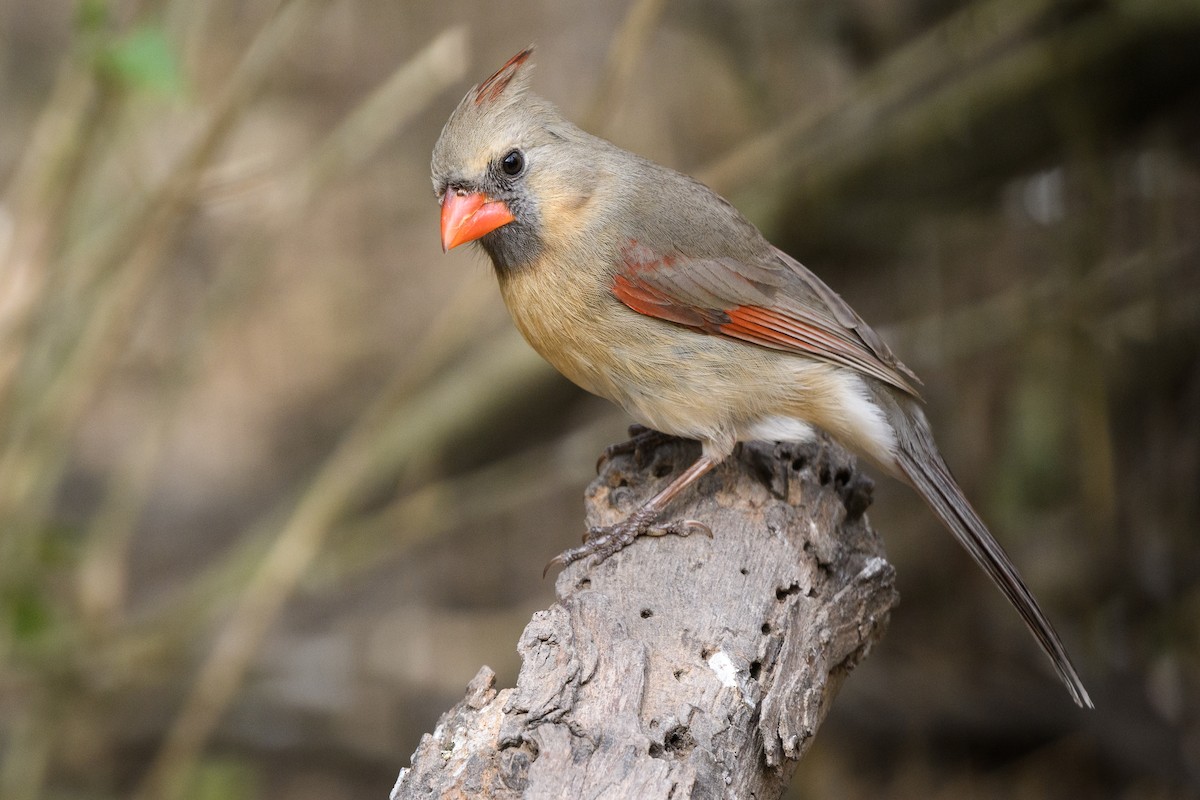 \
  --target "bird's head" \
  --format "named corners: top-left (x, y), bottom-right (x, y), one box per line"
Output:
top-left (432, 48), bottom-right (599, 272)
